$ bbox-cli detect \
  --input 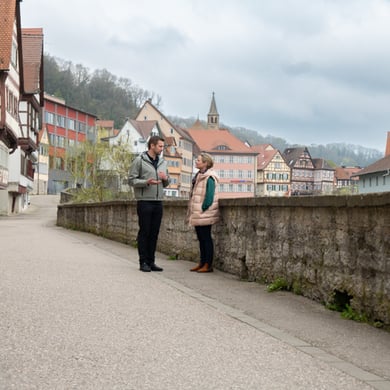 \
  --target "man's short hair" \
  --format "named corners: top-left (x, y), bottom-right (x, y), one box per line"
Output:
top-left (148, 135), bottom-right (165, 149)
